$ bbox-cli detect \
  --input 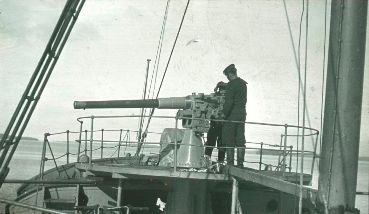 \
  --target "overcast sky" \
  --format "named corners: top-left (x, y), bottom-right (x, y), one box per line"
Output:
top-left (0, 0), bottom-right (368, 156)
